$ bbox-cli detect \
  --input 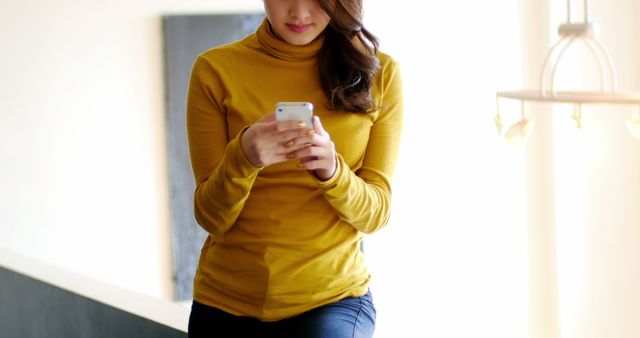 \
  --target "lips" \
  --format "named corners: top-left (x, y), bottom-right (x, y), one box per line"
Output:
top-left (286, 23), bottom-right (312, 33)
